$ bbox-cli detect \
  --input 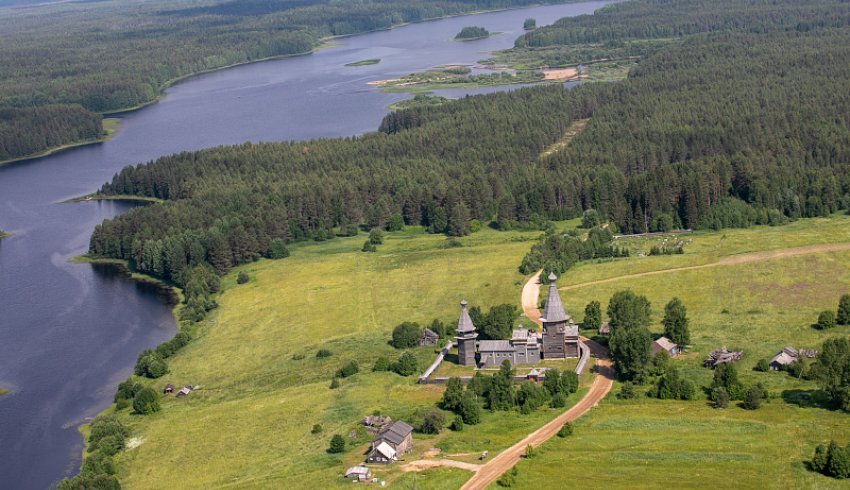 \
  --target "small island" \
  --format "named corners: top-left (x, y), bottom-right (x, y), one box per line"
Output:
top-left (0, 229), bottom-right (10, 239)
top-left (454, 26), bottom-right (490, 41)
top-left (345, 58), bottom-right (381, 67)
